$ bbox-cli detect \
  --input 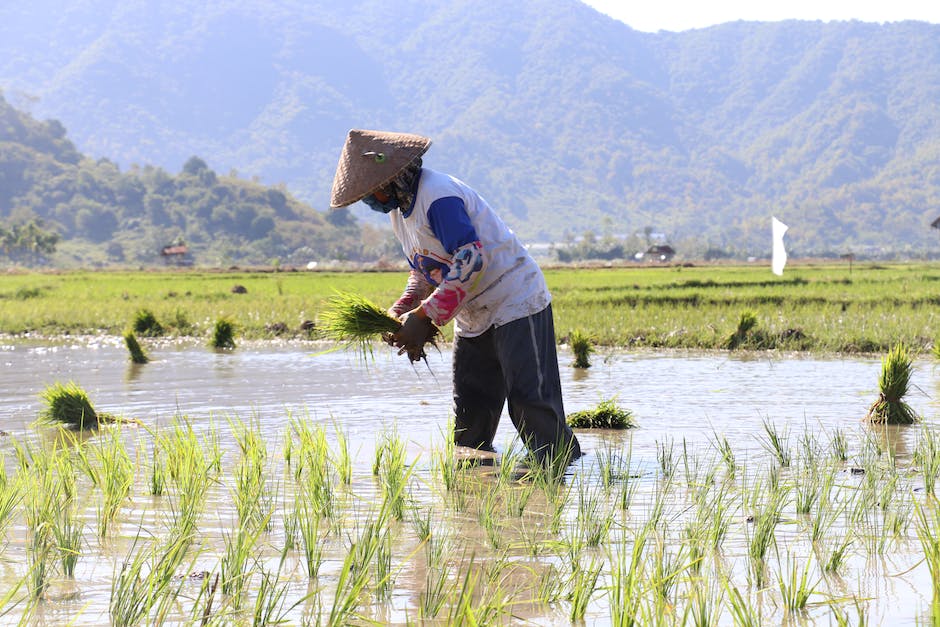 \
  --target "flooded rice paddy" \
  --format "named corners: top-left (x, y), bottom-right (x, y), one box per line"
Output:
top-left (2, 338), bottom-right (940, 625)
